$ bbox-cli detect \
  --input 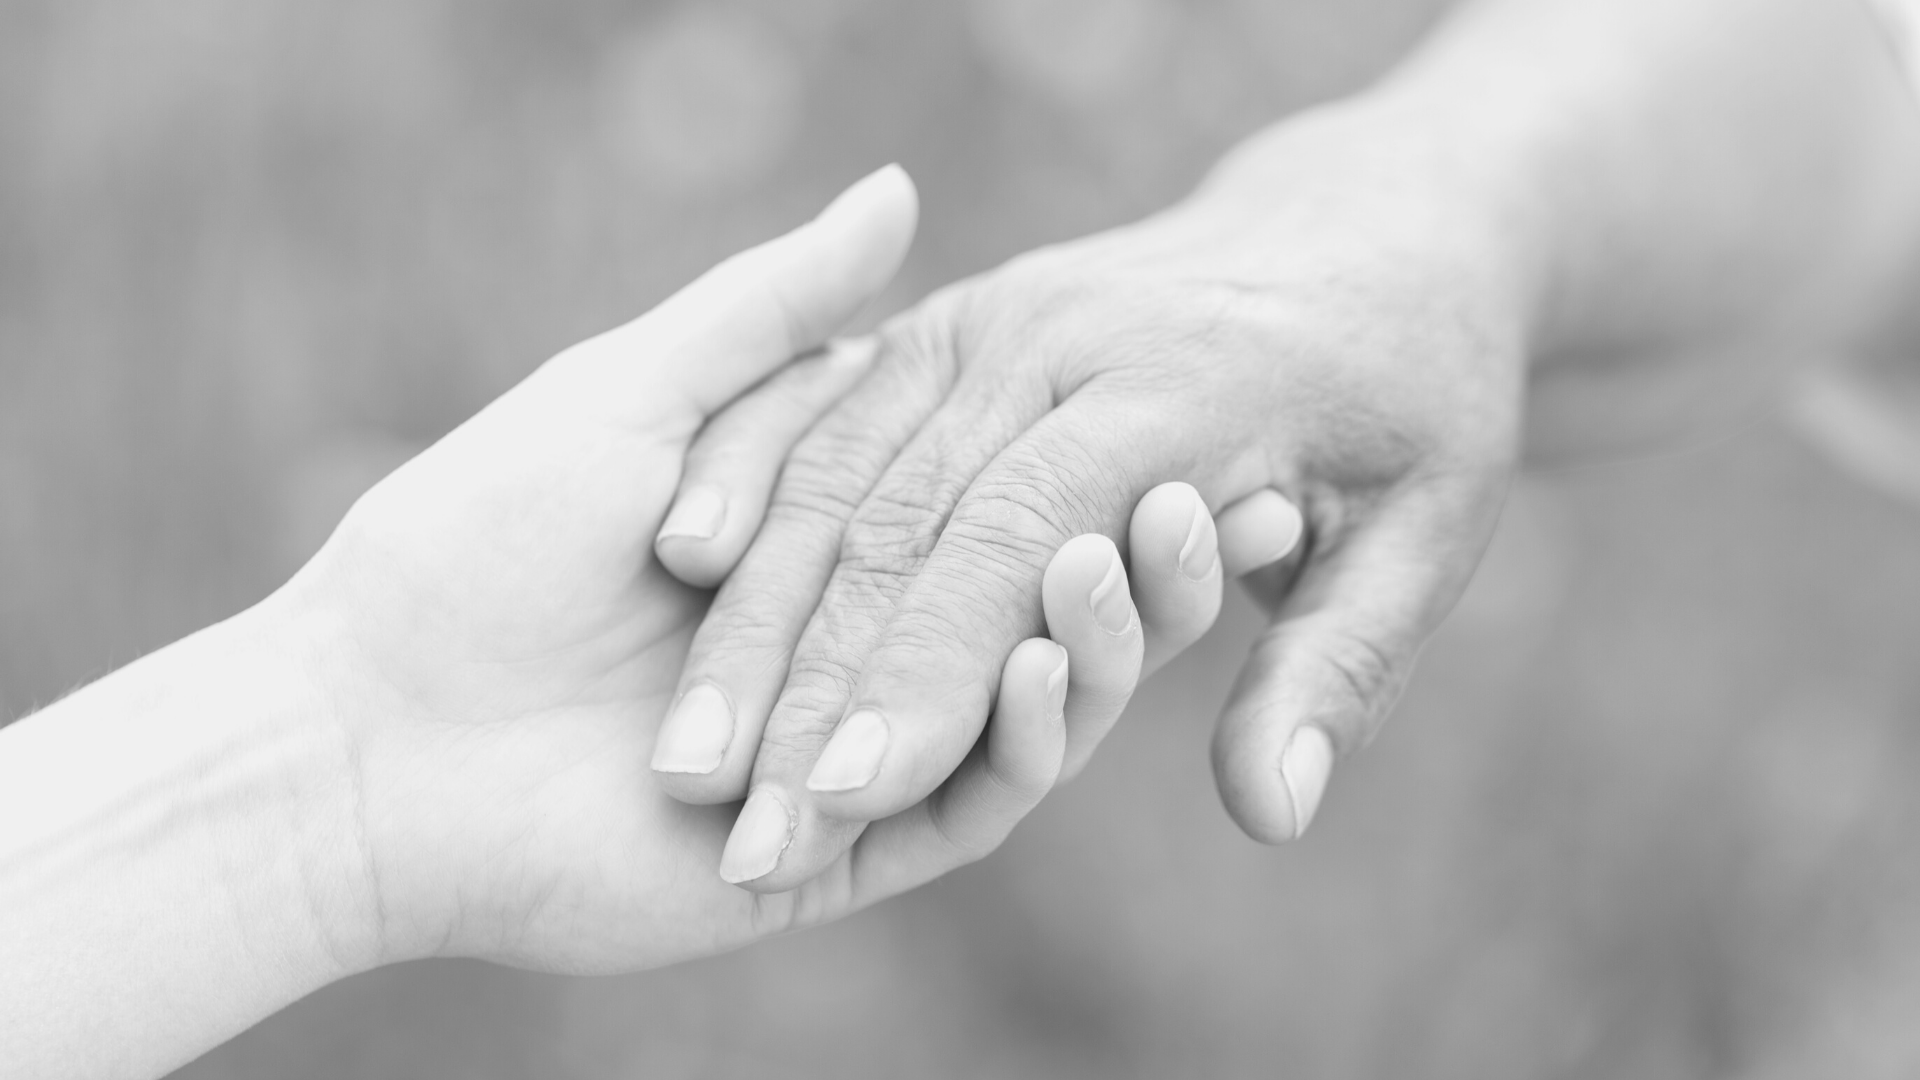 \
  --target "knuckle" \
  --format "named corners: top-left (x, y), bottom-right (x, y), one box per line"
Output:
top-left (1313, 629), bottom-right (1406, 733)
top-left (944, 487), bottom-right (1075, 569)
top-left (765, 455), bottom-right (882, 546)
top-left (880, 592), bottom-right (1044, 724)
top-left (833, 450), bottom-right (978, 583)
top-left (692, 598), bottom-right (821, 679)
top-left (758, 676), bottom-right (855, 759)
top-left (839, 487), bottom-right (947, 578)
top-left (807, 579), bottom-right (899, 654)
top-left (877, 295), bottom-right (963, 380)
top-left (687, 624), bottom-right (794, 683)
top-left (756, 715), bottom-right (835, 761)
top-left (882, 608), bottom-right (987, 658)
top-left (922, 800), bottom-right (972, 861)
top-left (879, 608), bottom-right (1019, 695)
top-left (751, 593), bottom-right (892, 758)
top-left (925, 794), bottom-right (995, 865)
top-left (946, 446), bottom-right (1122, 563)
